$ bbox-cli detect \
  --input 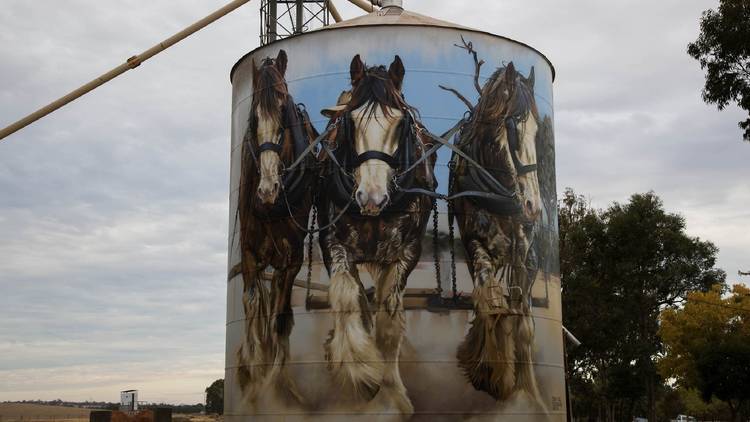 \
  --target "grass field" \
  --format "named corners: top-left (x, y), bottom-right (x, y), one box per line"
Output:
top-left (0, 404), bottom-right (222, 422)
top-left (0, 403), bottom-right (93, 421)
